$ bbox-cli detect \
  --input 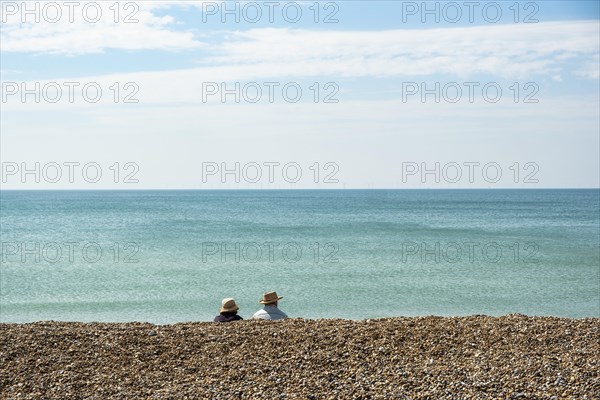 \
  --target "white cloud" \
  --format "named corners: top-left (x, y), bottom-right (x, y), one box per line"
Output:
top-left (204, 21), bottom-right (599, 80)
top-left (2, 21), bottom-right (598, 112)
top-left (575, 54), bottom-right (600, 79)
top-left (0, 1), bottom-right (206, 54)
top-left (2, 0), bottom-right (598, 81)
